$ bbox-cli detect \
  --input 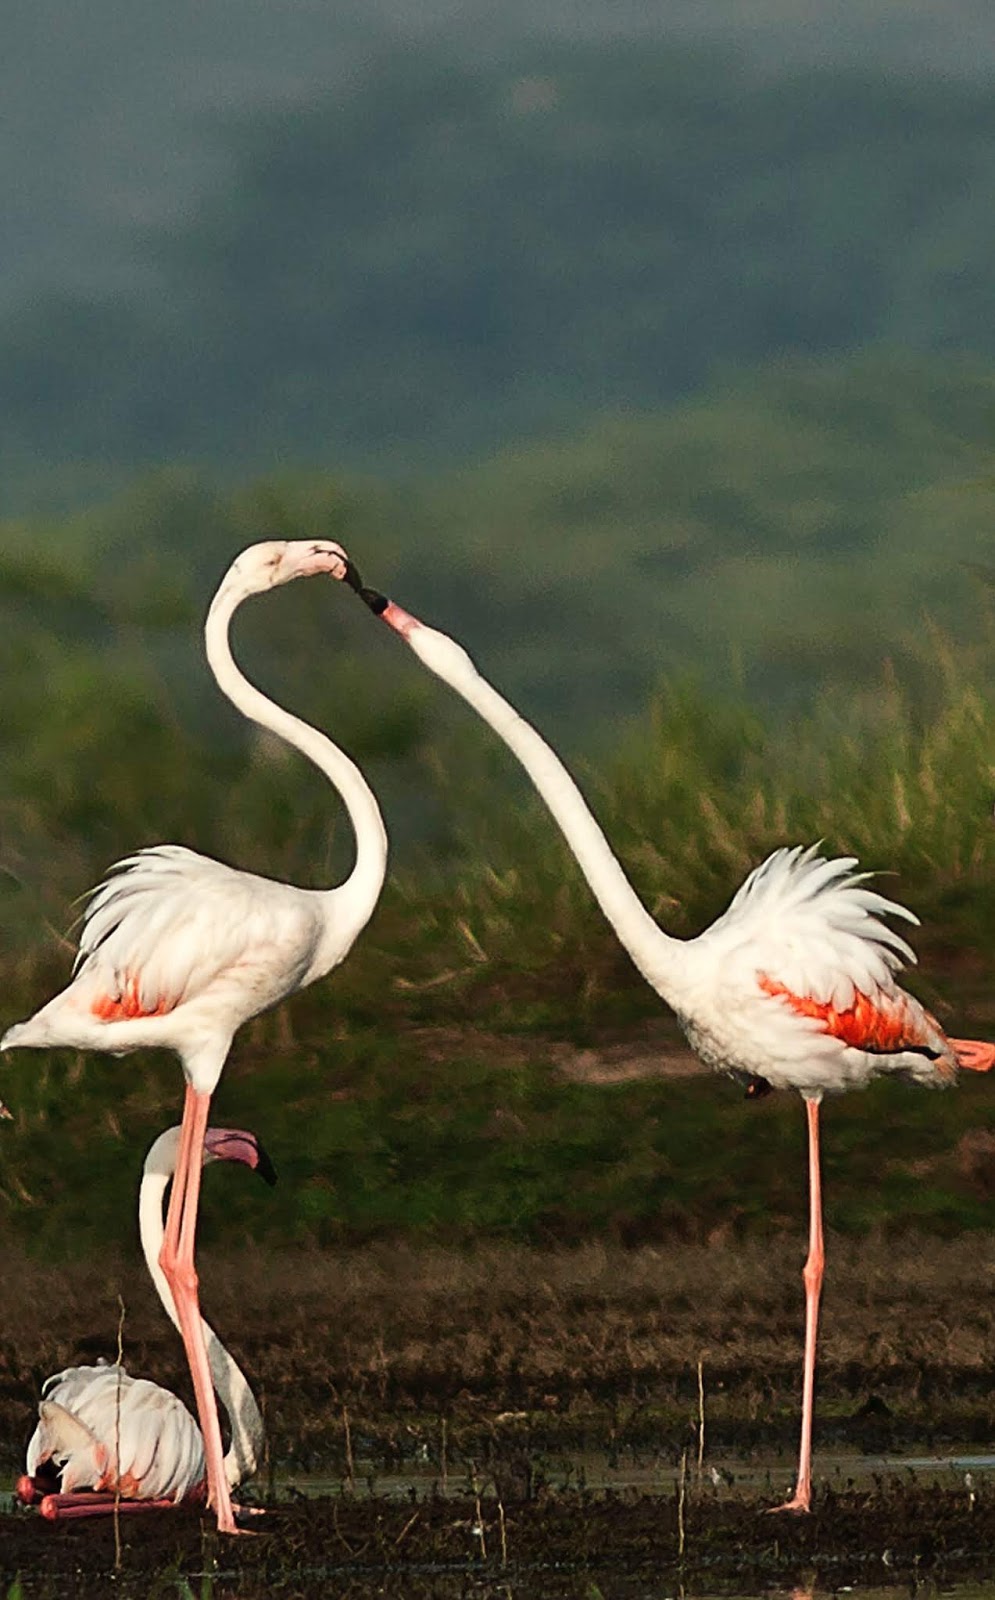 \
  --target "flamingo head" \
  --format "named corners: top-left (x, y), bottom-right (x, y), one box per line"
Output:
top-left (222, 539), bottom-right (362, 598)
top-left (204, 1127), bottom-right (278, 1185)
